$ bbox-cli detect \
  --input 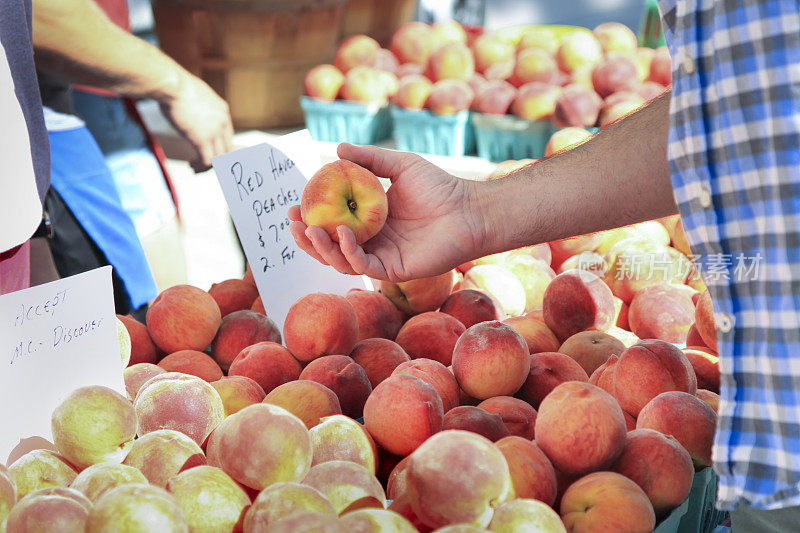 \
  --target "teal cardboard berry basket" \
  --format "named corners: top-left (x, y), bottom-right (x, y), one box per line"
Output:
top-left (390, 106), bottom-right (474, 157)
top-left (301, 96), bottom-right (392, 145)
top-left (471, 113), bottom-right (557, 162)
